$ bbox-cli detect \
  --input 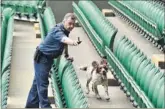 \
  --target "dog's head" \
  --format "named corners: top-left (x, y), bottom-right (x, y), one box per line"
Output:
top-left (91, 57), bottom-right (108, 76)
top-left (98, 57), bottom-right (109, 80)
top-left (100, 57), bottom-right (108, 71)
top-left (94, 65), bottom-right (107, 80)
